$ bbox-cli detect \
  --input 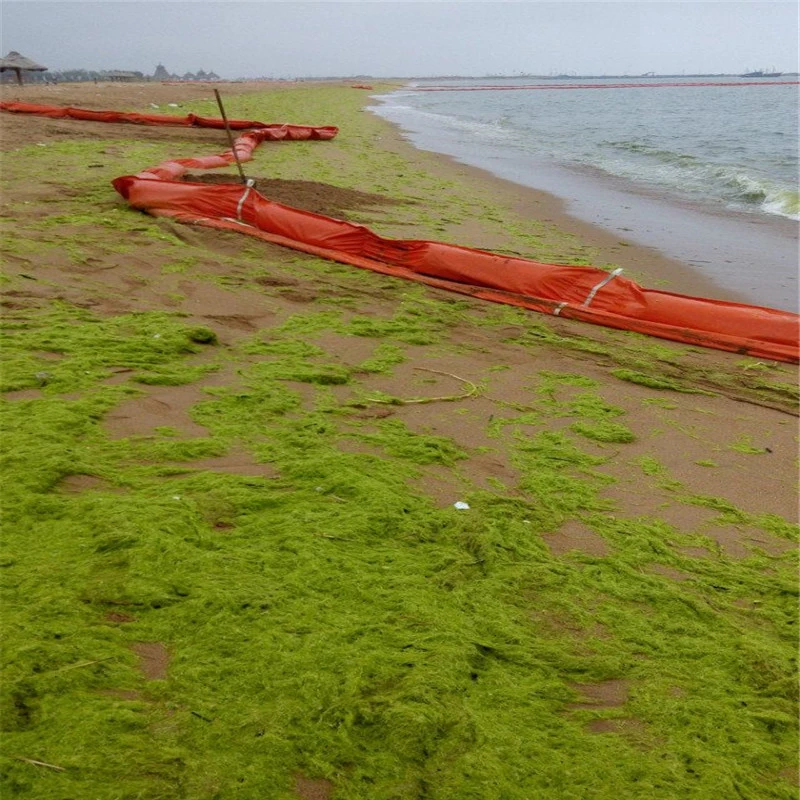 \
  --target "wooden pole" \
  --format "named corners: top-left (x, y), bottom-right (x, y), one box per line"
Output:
top-left (213, 89), bottom-right (248, 185)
